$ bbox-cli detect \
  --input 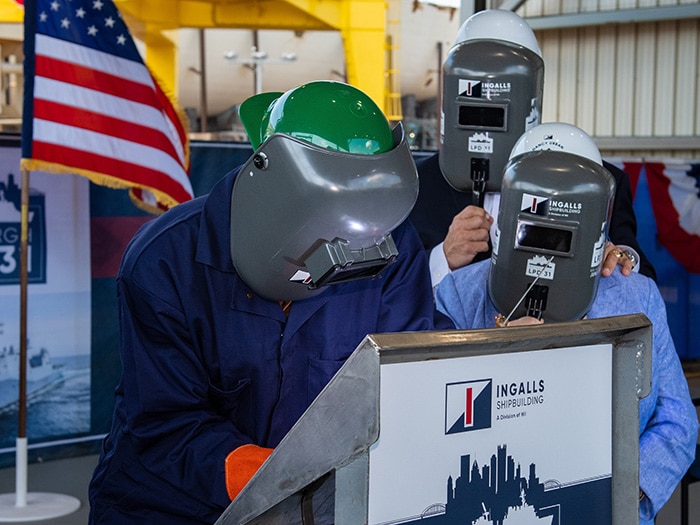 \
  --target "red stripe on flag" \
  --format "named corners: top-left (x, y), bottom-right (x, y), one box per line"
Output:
top-left (35, 55), bottom-right (158, 107)
top-left (33, 141), bottom-right (192, 204)
top-left (34, 99), bottom-right (182, 162)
